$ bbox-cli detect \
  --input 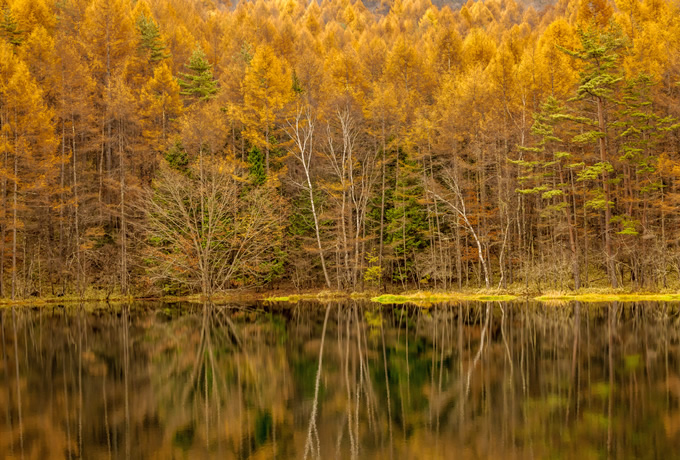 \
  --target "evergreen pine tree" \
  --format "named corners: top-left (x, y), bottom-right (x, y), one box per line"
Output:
top-left (165, 140), bottom-right (189, 172)
top-left (512, 96), bottom-right (584, 288)
top-left (248, 146), bottom-right (266, 186)
top-left (385, 149), bottom-right (429, 284)
top-left (0, 7), bottom-right (22, 48)
top-left (136, 13), bottom-right (169, 63)
top-left (178, 46), bottom-right (218, 102)
top-left (558, 22), bottom-right (627, 287)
